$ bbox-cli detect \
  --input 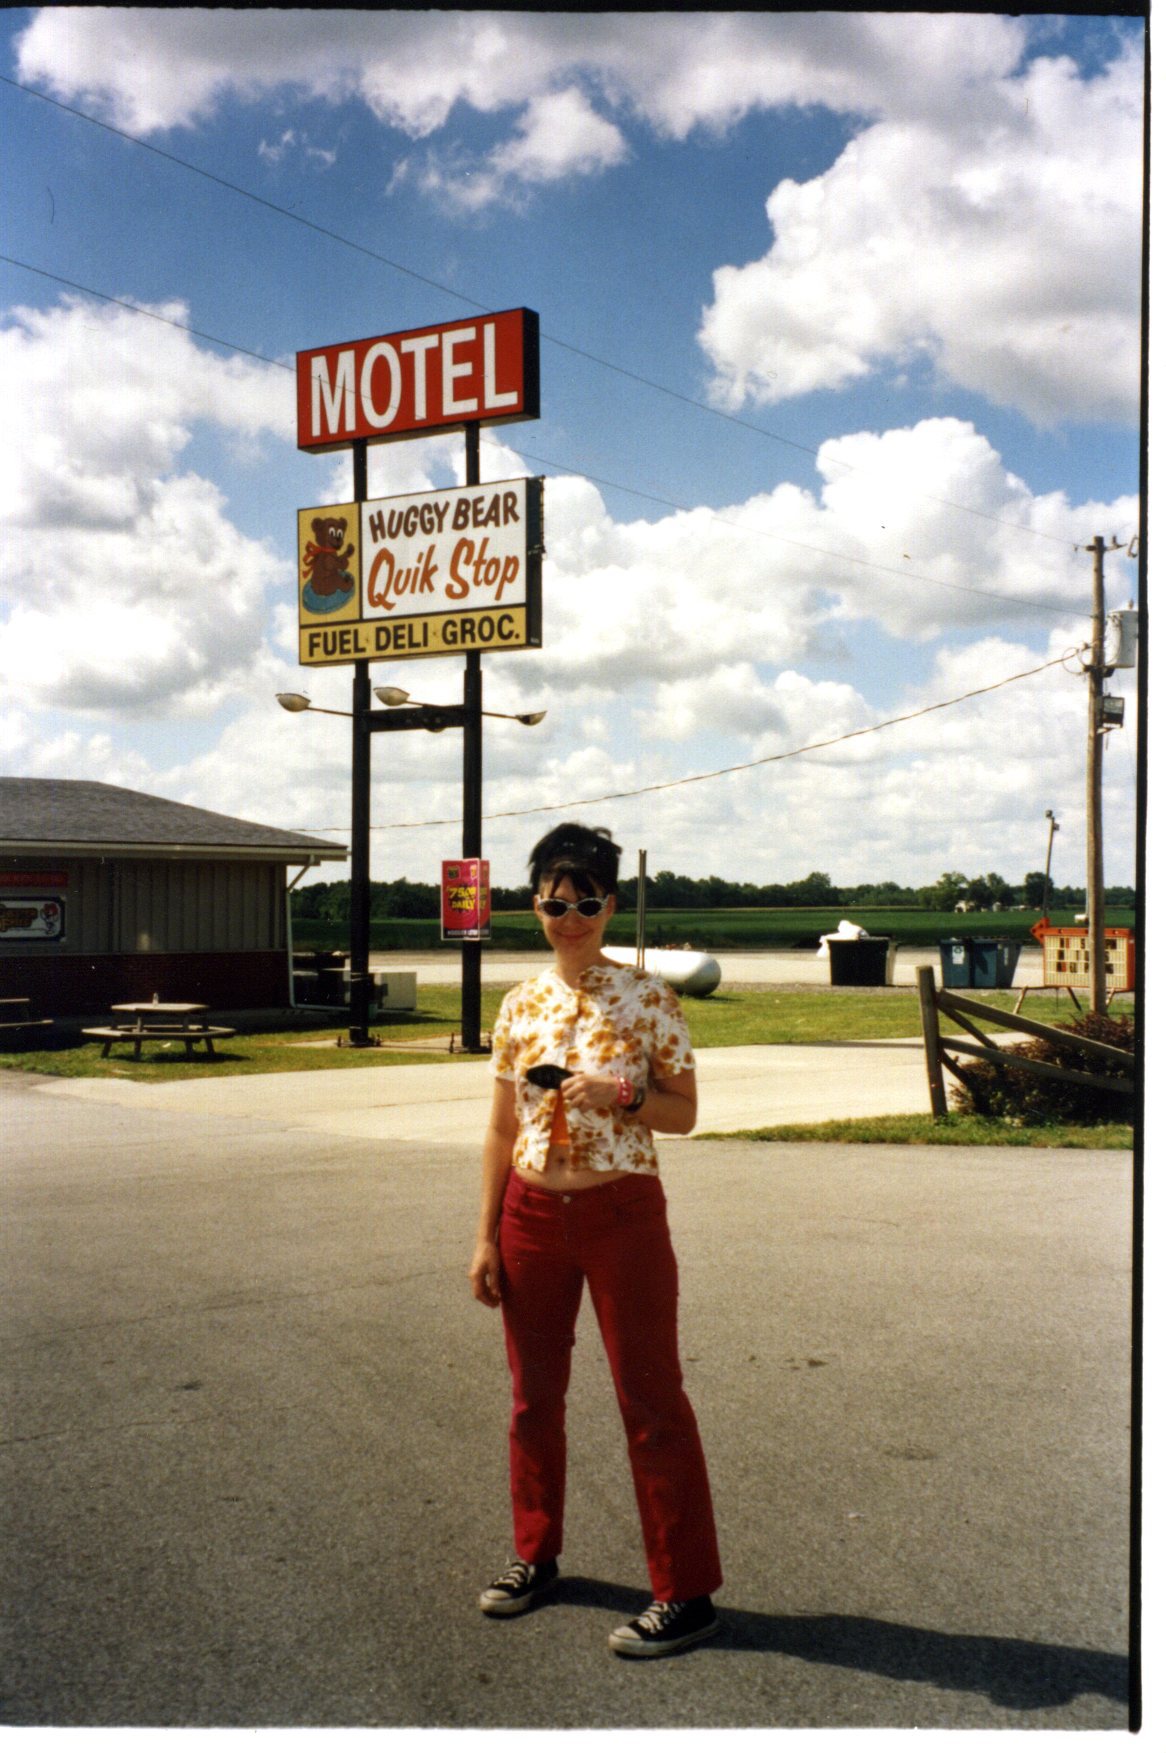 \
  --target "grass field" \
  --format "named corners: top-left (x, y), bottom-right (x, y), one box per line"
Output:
top-left (294, 904), bottom-right (1136, 954)
top-left (698, 1116), bottom-right (1135, 1150)
top-left (0, 984), bottom-right (1131, 1077)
